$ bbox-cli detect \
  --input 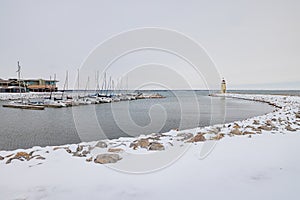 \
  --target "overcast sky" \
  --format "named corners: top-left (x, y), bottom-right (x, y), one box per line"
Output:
top-left (0, 0), bottom-right (299, 90)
